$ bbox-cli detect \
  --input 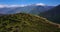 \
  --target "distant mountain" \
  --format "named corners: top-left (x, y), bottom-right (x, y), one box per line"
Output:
top-left (0, 4), bottom-right (54, 14)
top-left (39, 5), bottom-right (60, 24)
top-left (29, 5), bottom-right (54, 15)
top-left (0, 13), bottom-right (60, 32)
top-left (0, 7), bottom-right (17, 14)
